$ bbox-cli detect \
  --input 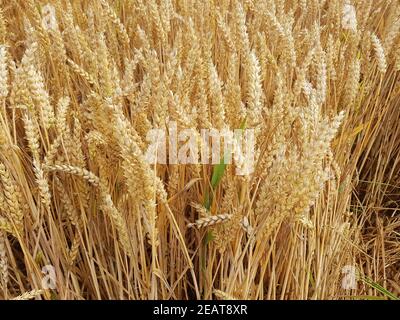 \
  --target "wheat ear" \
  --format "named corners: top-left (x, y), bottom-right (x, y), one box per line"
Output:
top-left (188, 214), bottom-right (233, 229)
